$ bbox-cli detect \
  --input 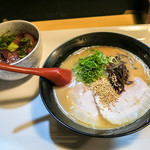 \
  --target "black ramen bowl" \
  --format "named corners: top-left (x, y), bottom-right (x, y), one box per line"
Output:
top-left (39, 32), bottom-right (150, 138)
